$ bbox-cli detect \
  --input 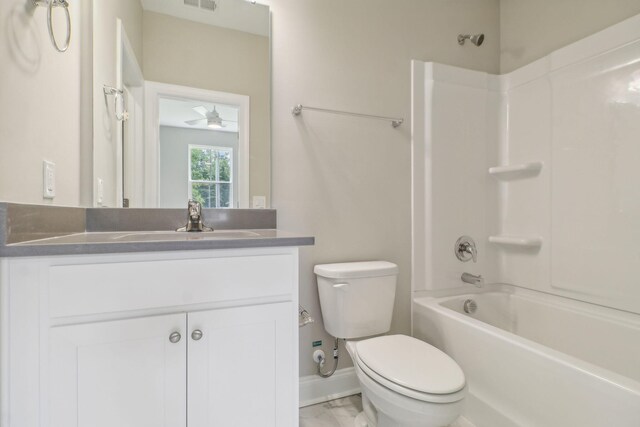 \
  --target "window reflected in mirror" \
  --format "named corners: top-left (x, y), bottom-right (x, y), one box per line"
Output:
top-left (189, 145), bottom-right (233, 209)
